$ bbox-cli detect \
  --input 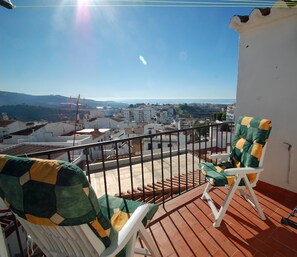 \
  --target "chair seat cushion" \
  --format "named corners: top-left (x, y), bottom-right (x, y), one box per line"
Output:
top-left (98, 195), bottom-right (158, 232)
top-left (98, 195), bottom-right (158, 257)
top-left (199, 162), bottom-right (247, 187)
